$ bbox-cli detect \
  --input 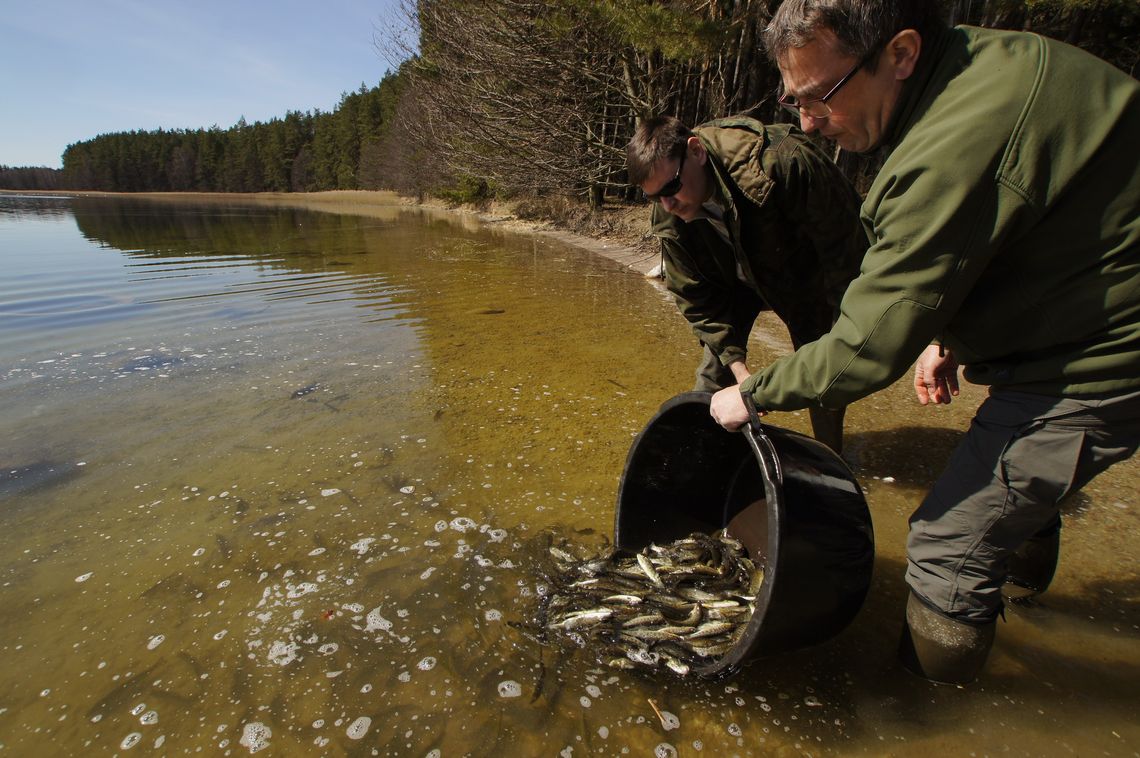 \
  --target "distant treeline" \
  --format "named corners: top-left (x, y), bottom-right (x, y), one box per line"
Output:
top-left (0, 73), bottom-right (405, 194)
top-left (2, 0), bottom-right (1136, 203)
